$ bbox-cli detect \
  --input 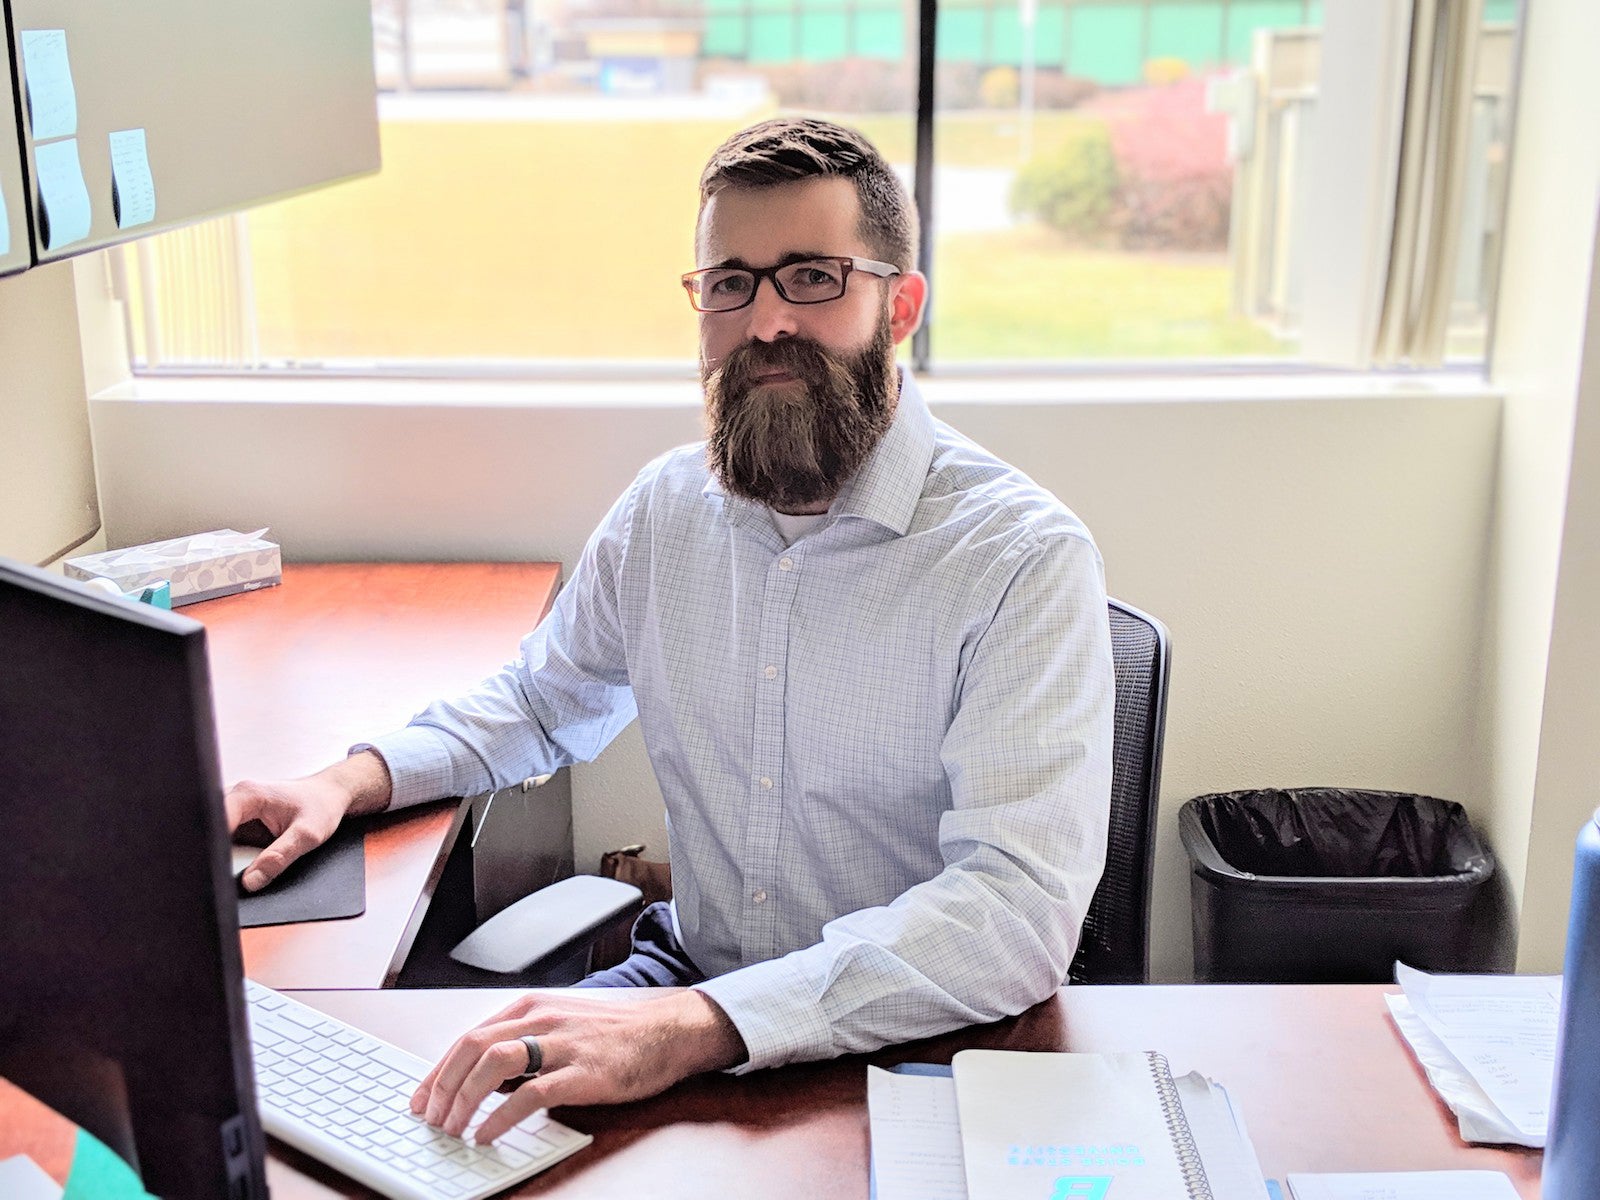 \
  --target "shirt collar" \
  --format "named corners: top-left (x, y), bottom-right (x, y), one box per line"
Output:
top-left (701, 368), bottom-right (936, 538)
top-left (826, 369), bottom-right (935, 536)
